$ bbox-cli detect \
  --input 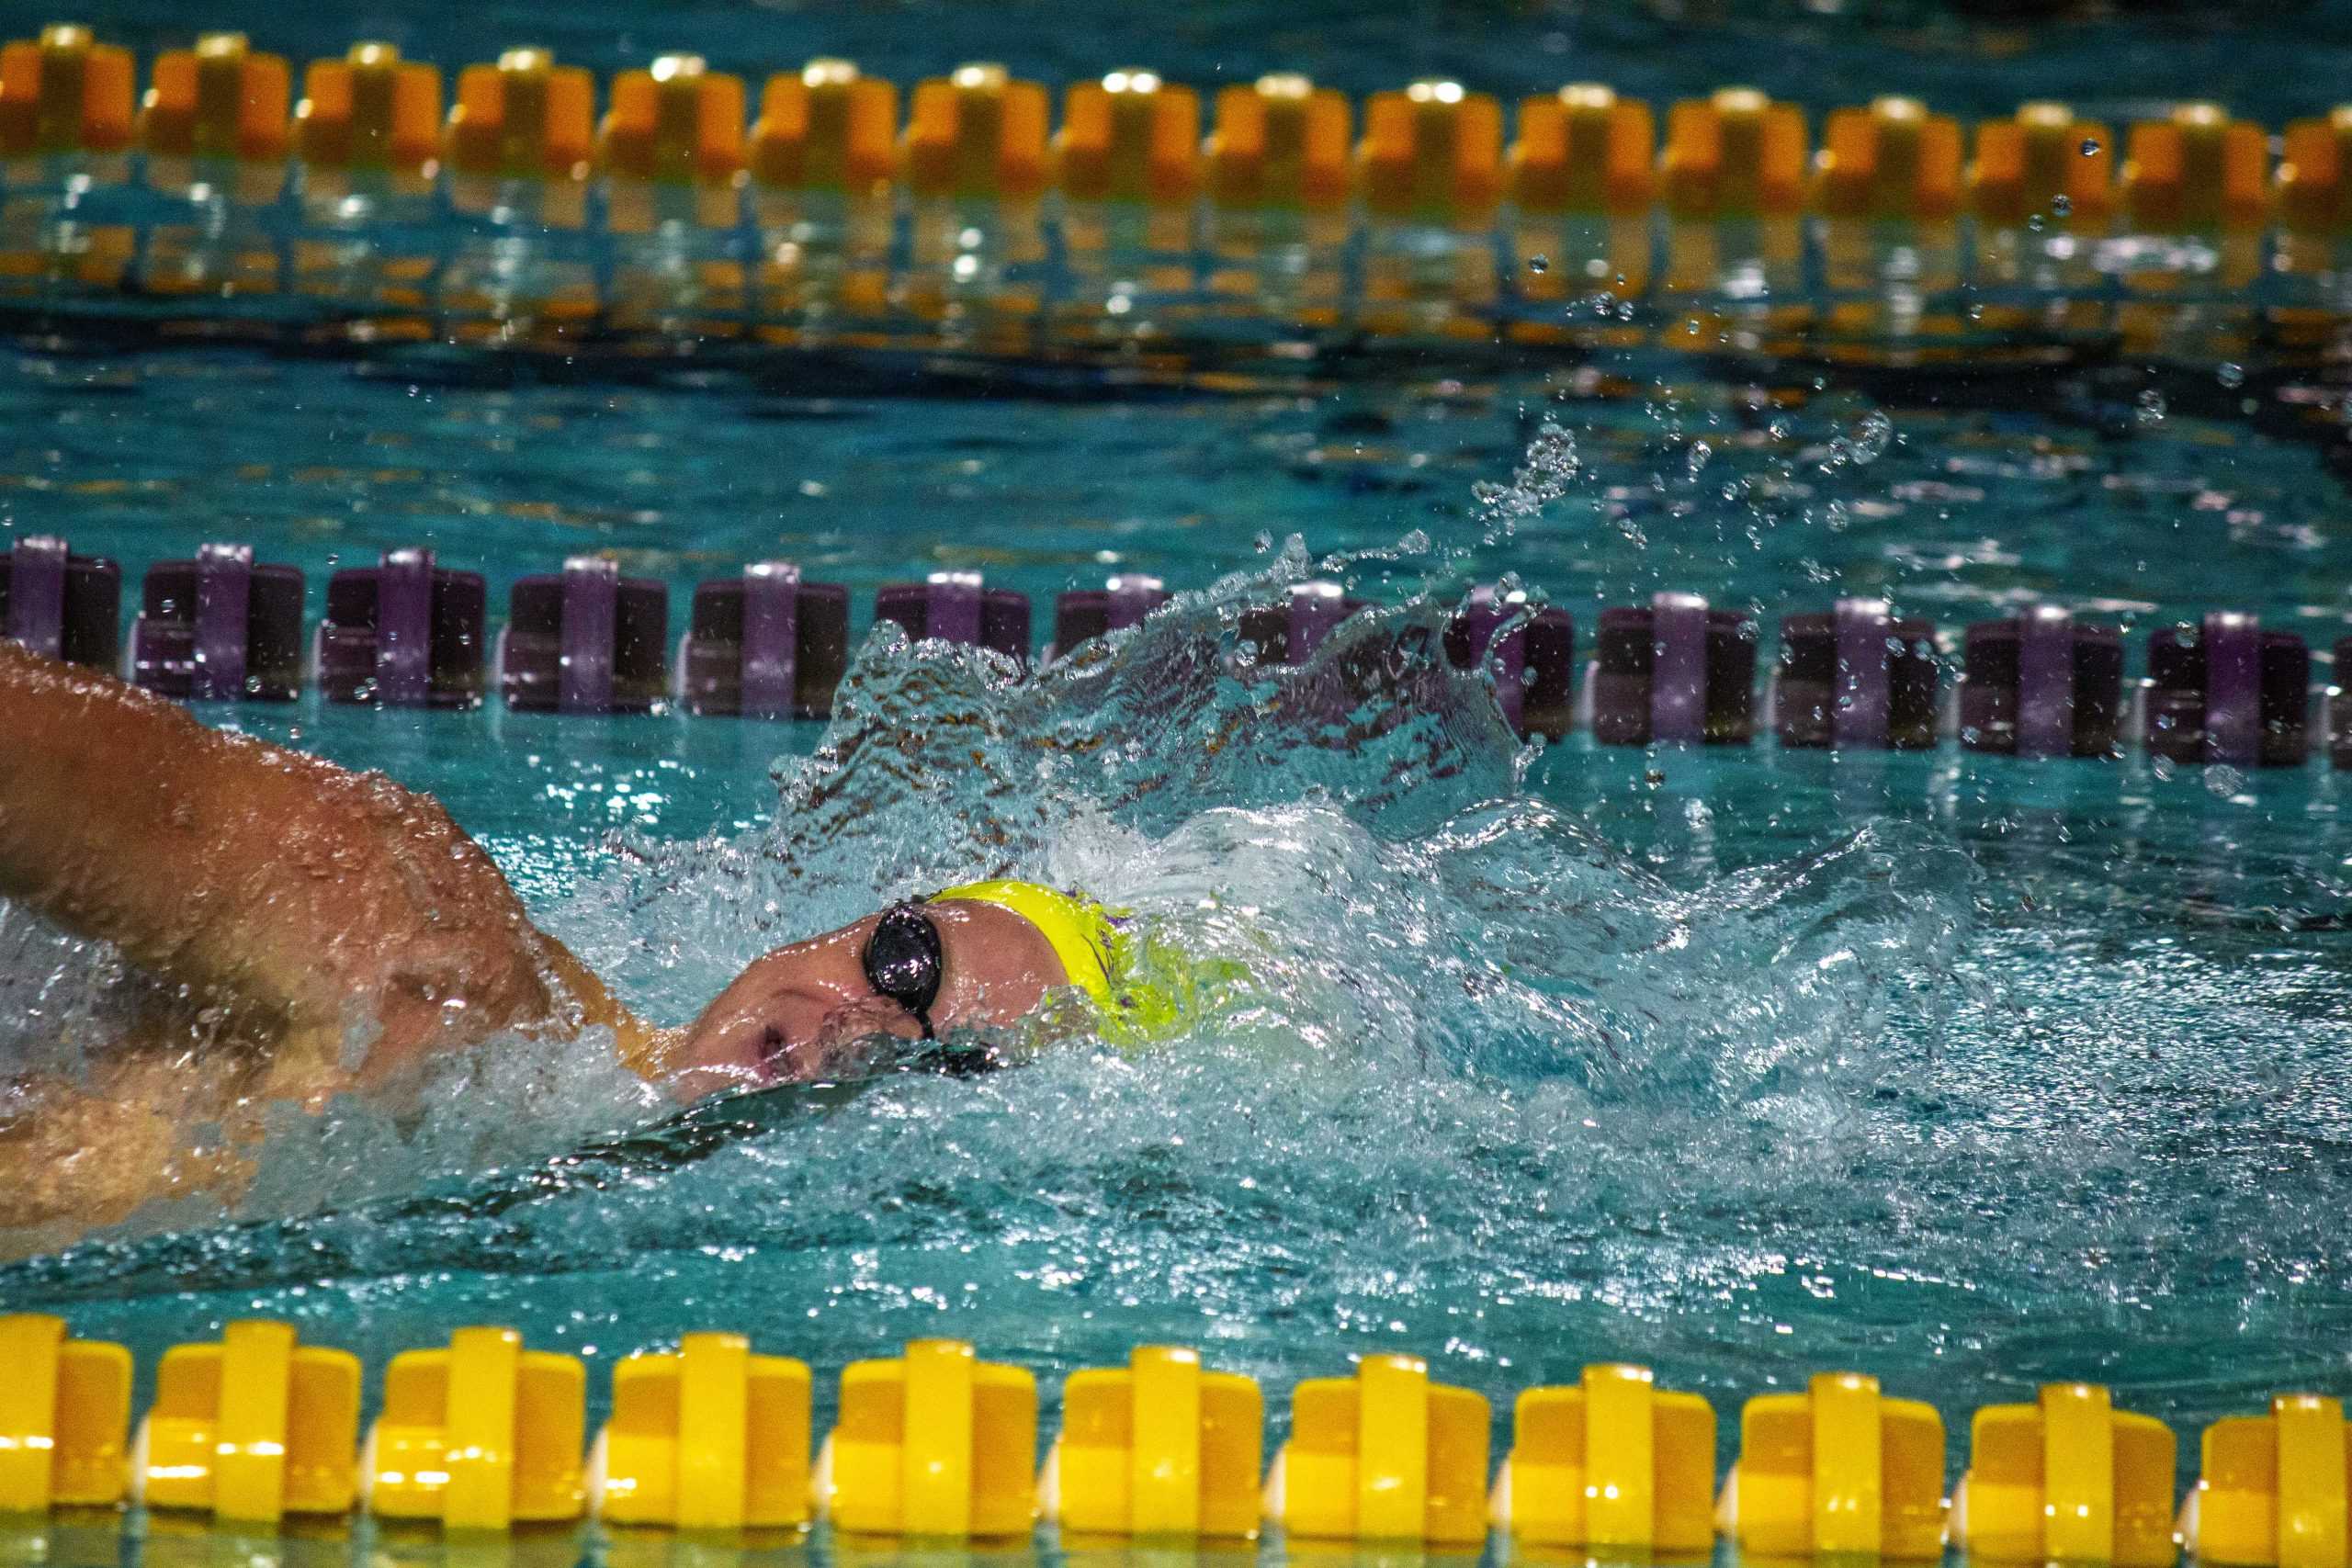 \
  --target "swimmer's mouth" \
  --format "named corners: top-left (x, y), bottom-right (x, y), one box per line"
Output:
top-left (757, 1024), bottom-right (791, 1082)
top-left (751, 1014), bottom-right (1001, 1086)
top-left (913, 1036), bottom-right (1002, 1077)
